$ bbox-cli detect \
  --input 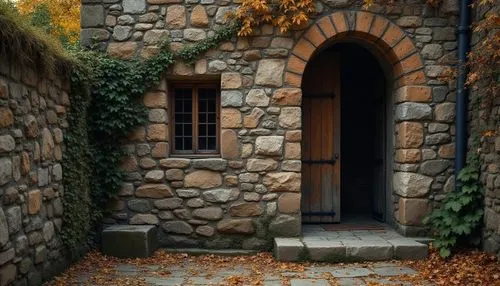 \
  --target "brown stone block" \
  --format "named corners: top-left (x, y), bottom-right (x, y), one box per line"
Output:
top-left (284, 72), bottom-right (302, 88)
top-left (217, 219), bottom-right (255, 234)
top-left (144, 91), bottom-right (167, 108)
top-left (221, 73), bottom-right (242, 89)
top-left (272, 88), bottom-right (302, 106)
top-left (108, 42), bottom-right (137, 60)
top-left (398, 70), bottom-right (426, 86)
top-left (286, 130), bottom-right (302, 142)
top-left (317, 16), bottom-right (336, 38)
top-left (141, 46), bottom-right (160, 59)
top-left (191, 5), bottom-right (208, 27)
top-left (287, 55), bottom-right (307, 75)
top-left (395, 149), bottom-right (421, 163)
top-left (393, 37), bottom-right (417, 63)
top-left (151, 142), bottom-right (168, 158)
top-left (136, 184), bottom-right (173, 198)
top-left (221, 129), bottom-right (239, 159)
top-left (397, 198), bottom-right (430, 226)
top-left (370, 16), bottom-right (389, 39)
top-left (355, 11), bottom-right (374, 34)
top-left (331, 12), bottom-right (348, 33)
top-left (400, 53), bottom-right (424, 74)
top-left (395, 86), bottom-right (432, 103)
top-left (147, 124), bottom-right (168, 141)
top-left (229, 202), bottom-right (263, 217)
top-left (304, 24), bottom-right (326, 47)
top-left (21, 152), bottom-right (30, 175)
top-left (397, 122), bottom-right (424, 148)
top-left (292, 39), bottom-right (315, 61)
top-left (381, 24), bottom-right (404, 48)
top-left (438, 143), bottom-right (455, 159)
top-left (221, 108), bottom-right (242, 128)
top-left (28, 190), bottom-right (42, 215)
top-left (278, 193), bottom-right (301, 214)
top-left (165, 5), bottom-right (186, 29)
top-left (184, 170), bottom-right (222, 189)
top-left (0, 107), bottom-right (14, 128)
top-left (195, 59), bottom-right (207, 74)
top-left (243, 108), bottom-right (264, 128)
top-left (172, 62), bottom-right (194, 76)
top-left (285, 143), bottom-right (301, 159)
top-left (263, 172), bottom-right (301, 192)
